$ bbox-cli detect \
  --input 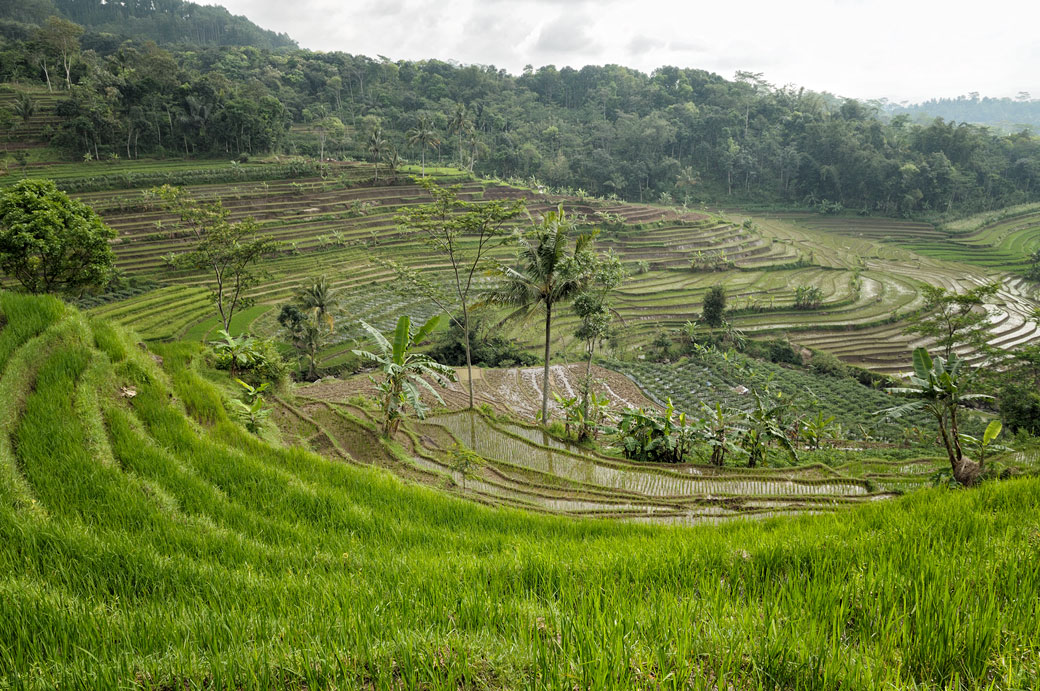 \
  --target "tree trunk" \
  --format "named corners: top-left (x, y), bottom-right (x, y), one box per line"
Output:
top-left (463, 306), bottom-right (474, 409)
top-left (540, 305), bottom-right (553, 424)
